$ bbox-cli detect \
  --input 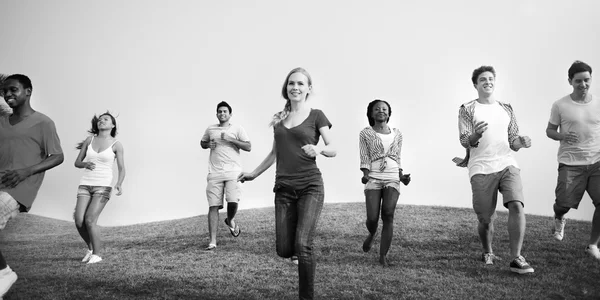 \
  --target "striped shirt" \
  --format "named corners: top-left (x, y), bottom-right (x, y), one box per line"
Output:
top-left (359, 127), bottom-right (402, 171)
top-left (453, 99), bottom-right (521, 168)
